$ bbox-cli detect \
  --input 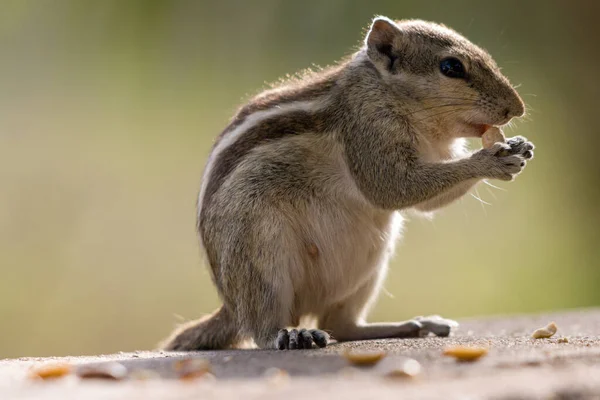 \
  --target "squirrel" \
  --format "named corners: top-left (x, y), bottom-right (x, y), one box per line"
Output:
top-left (161, 17), bottom-right (534, 351)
